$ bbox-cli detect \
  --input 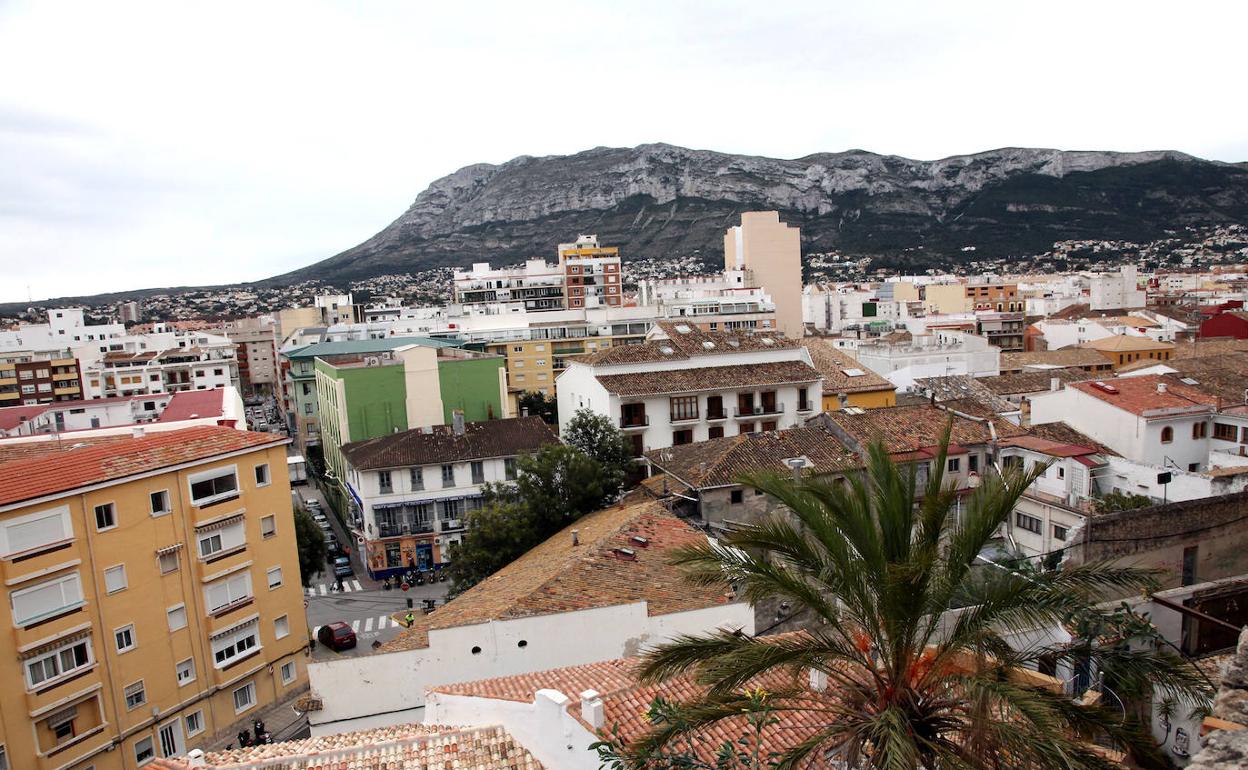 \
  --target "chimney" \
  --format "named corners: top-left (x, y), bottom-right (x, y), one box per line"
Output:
top-left (452, 410), bottom-right (465, 435)
top-left (186, 749), bottom-right (207, 769)
top-left (1019, 398), bottom-right (1032, 428)
top-left (131, 426), bottom-right (145, 439)
top-left (571, 529), bottom-right (580, 546)
top-left (580, 689), bottom-right (605, 729)
top-left (1157, 382), bottom-right (1167, 394)
top-left (521, 406), bottom-right (529, 417)
top-left (1050, 377), bottom-right (1060, 392)
top-left (808, 669), bottom-right (828, 692)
